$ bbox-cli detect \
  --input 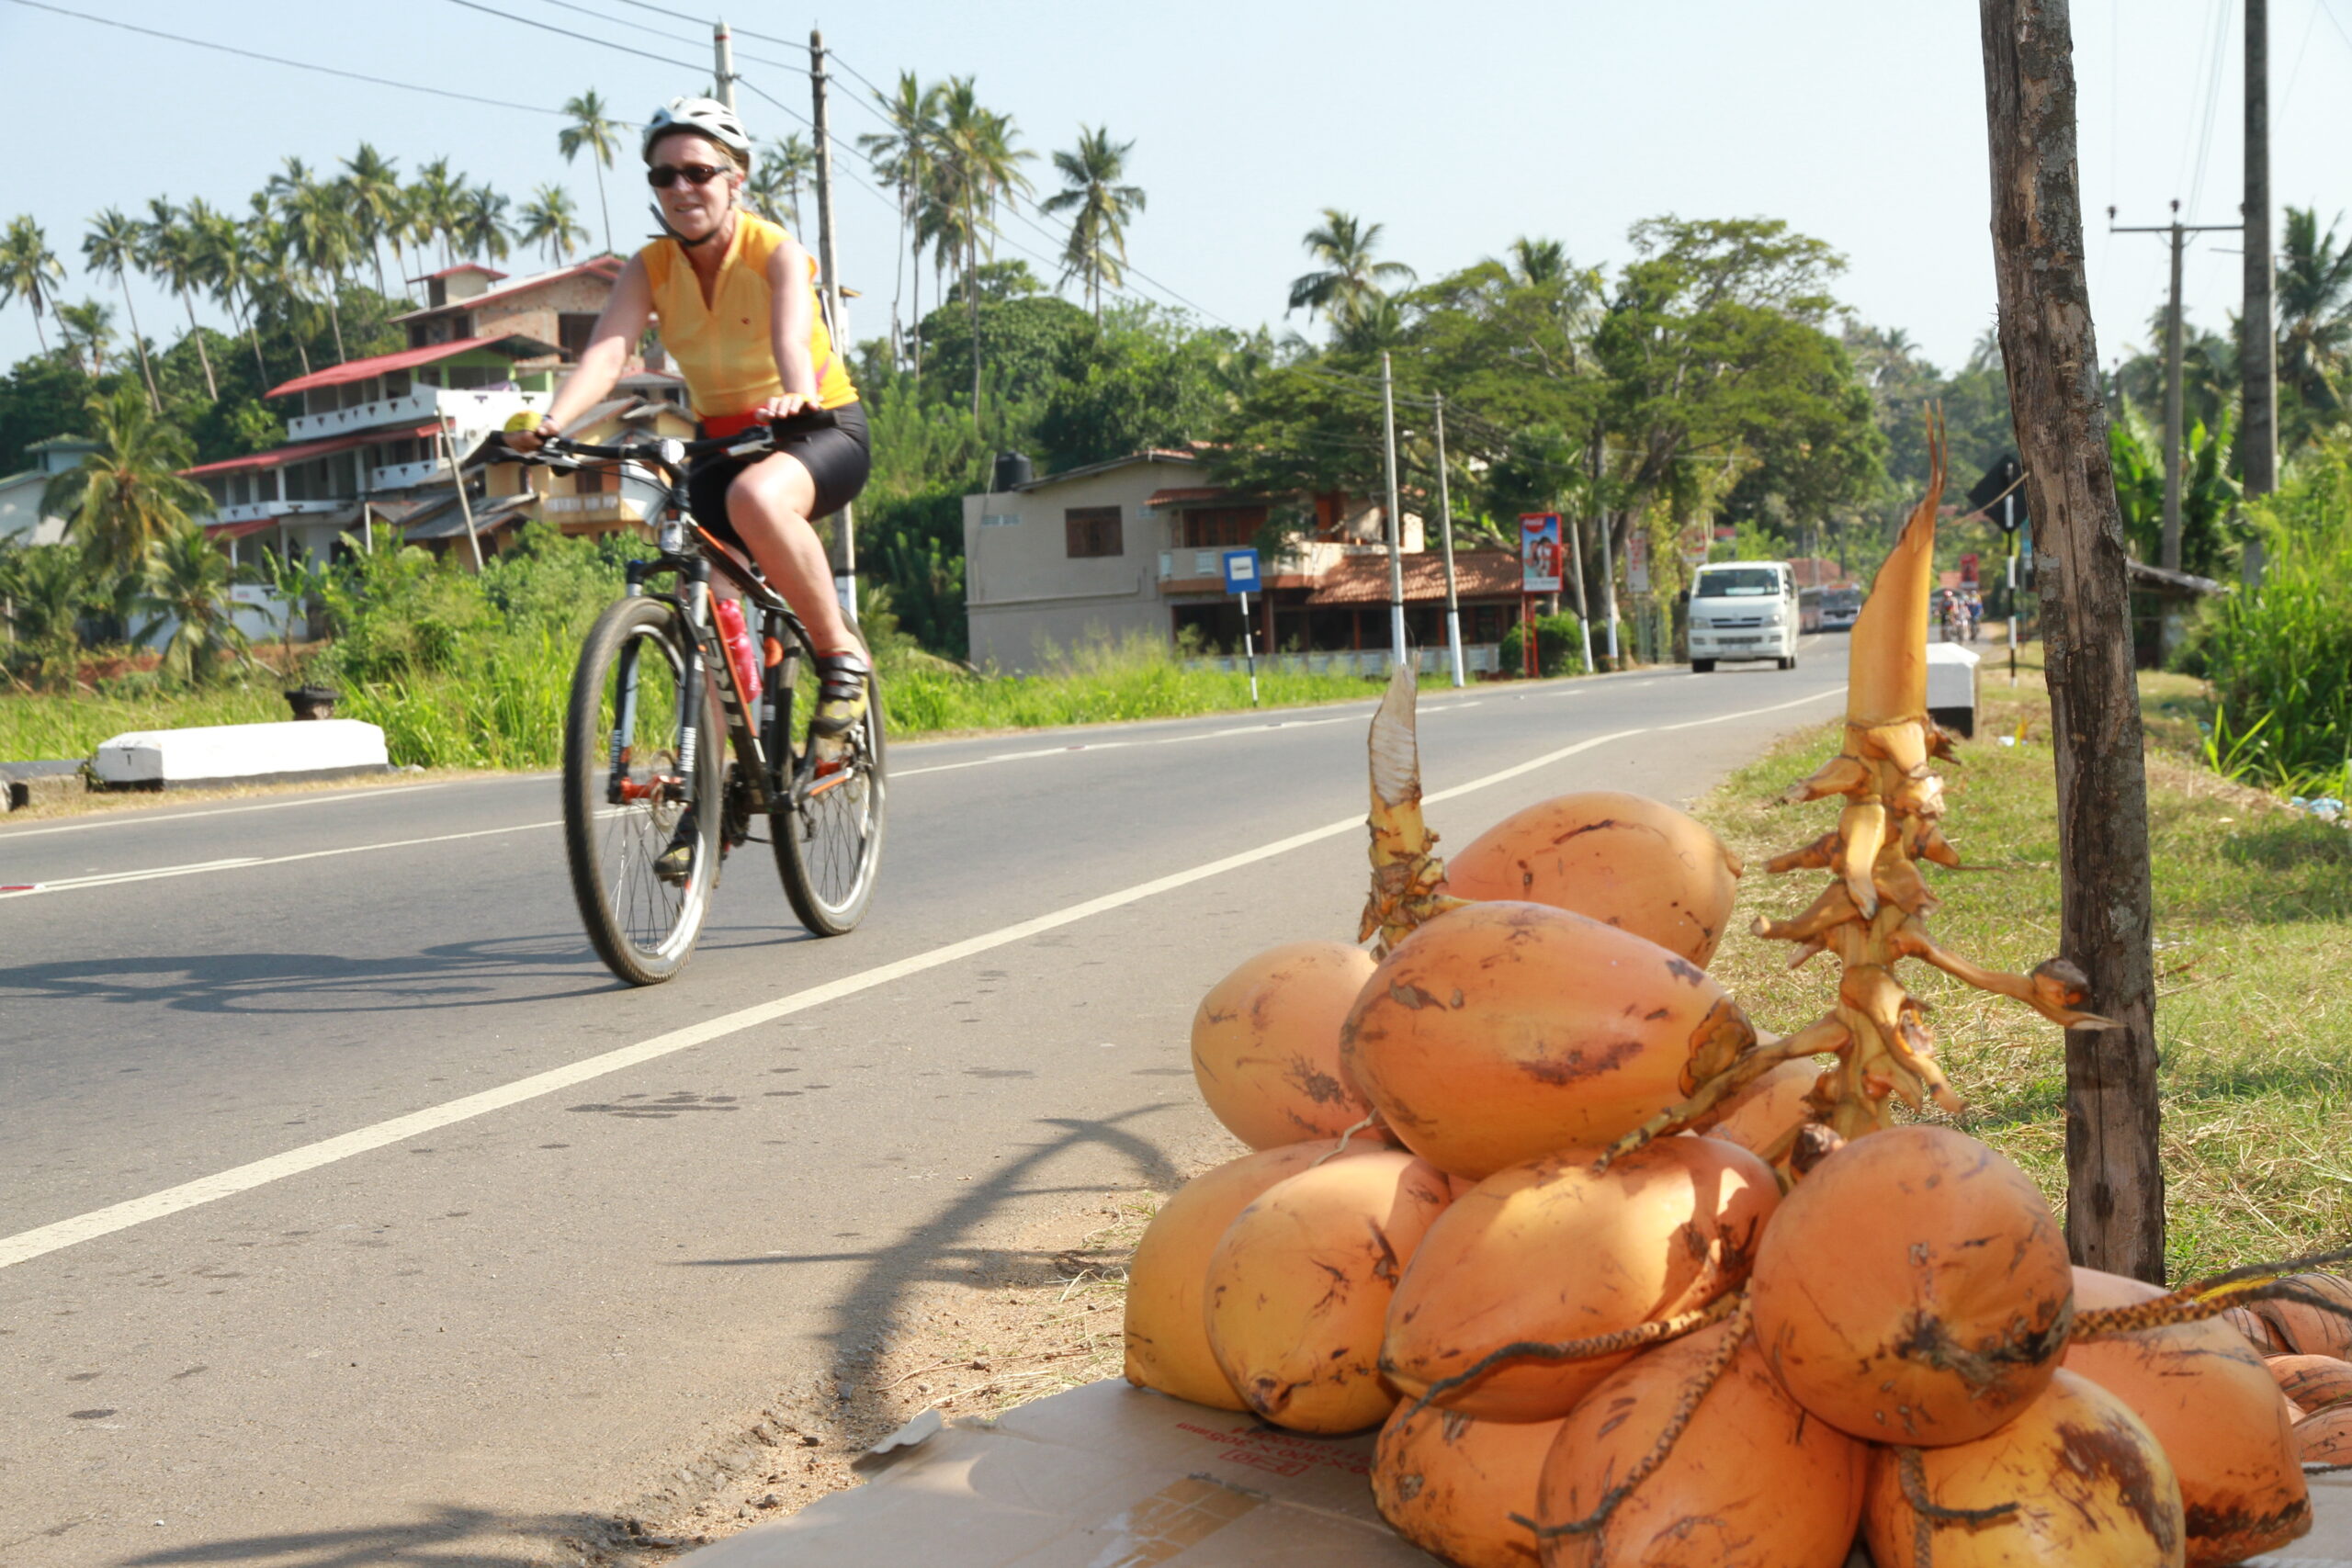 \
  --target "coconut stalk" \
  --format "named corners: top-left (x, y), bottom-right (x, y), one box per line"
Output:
top-left (1602, 412), bottom-right (2116, 1170)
